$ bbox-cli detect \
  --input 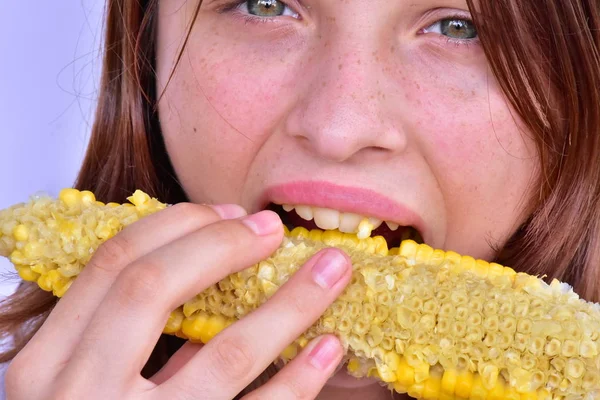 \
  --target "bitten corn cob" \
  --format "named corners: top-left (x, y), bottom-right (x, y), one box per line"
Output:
top-left (1, 189), bottom-right (599, 400)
